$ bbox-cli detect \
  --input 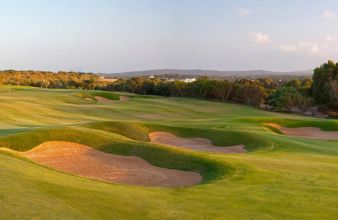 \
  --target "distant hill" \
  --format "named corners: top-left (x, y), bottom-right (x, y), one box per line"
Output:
top-left (102, 69), bottom-right (313, 78)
